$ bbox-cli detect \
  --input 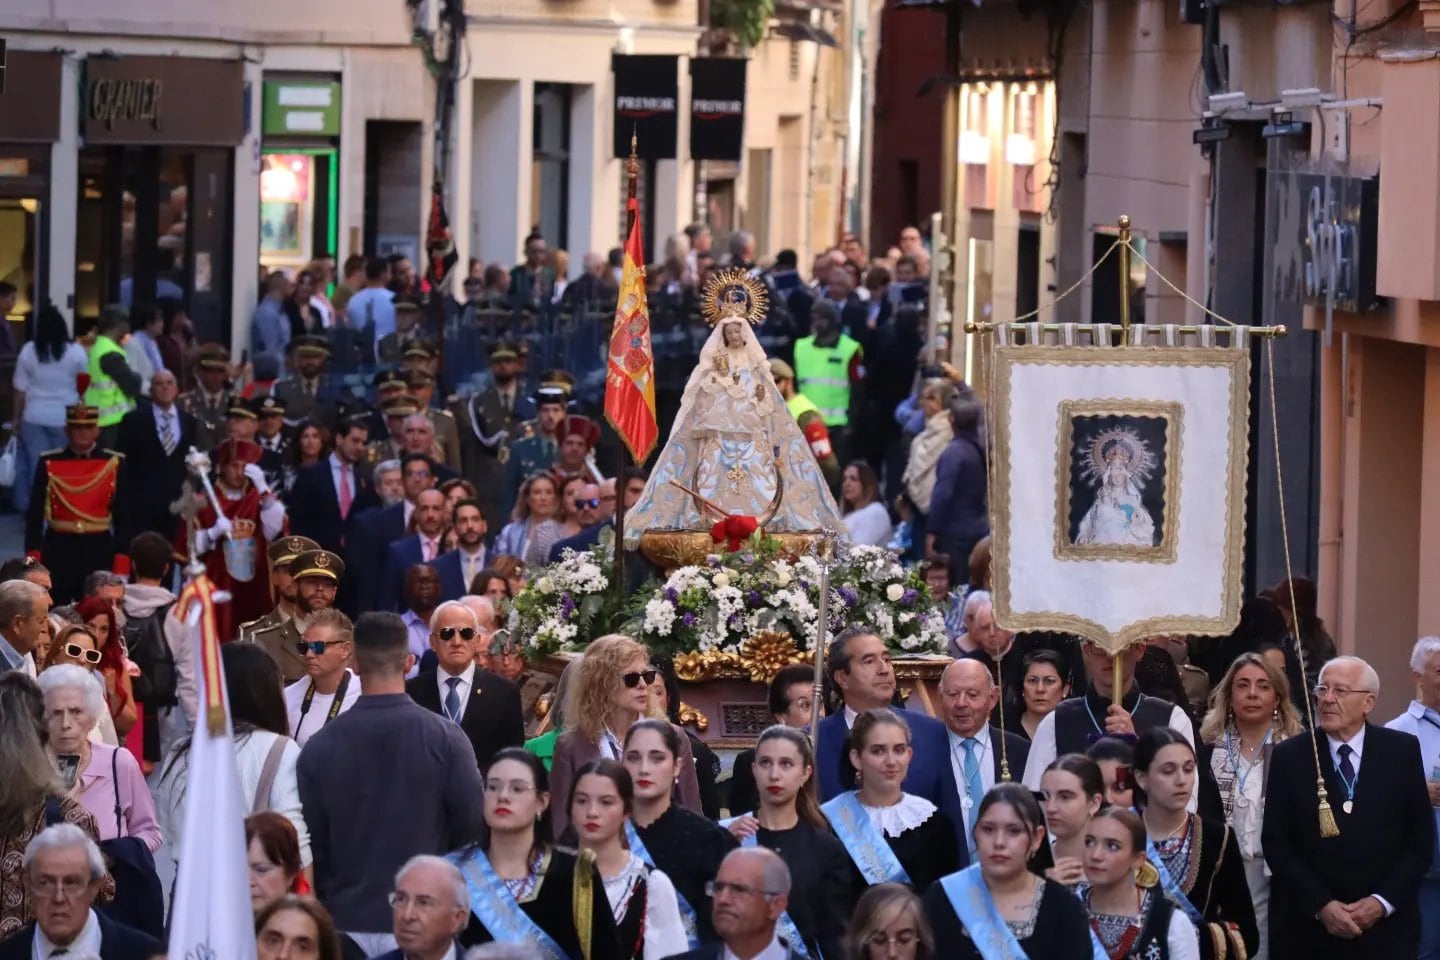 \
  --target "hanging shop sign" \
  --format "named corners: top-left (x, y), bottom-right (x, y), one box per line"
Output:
top-left (690, 58), bottom-right (747, 162)
top-left (262, 80), bottom-right (342, 138)
top-left (613, 54), bottom-right (678, 160)
top-left (0, 50), bottom-right (63, 142)
top-left (1268, 170), bottom-right (1379, 314)
top-left (83, 56), bottom-right (244, 146)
